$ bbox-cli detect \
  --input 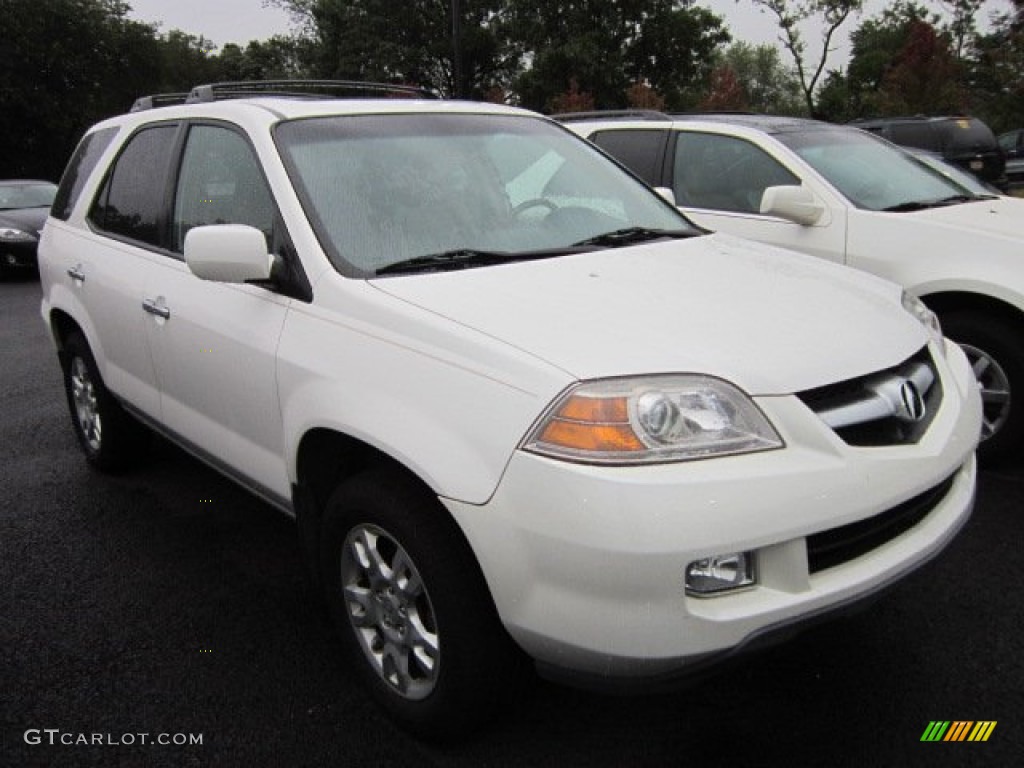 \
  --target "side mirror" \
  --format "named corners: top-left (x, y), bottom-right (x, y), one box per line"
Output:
top-left (760, 185), bottom-right (825, 226)
top-left (184, 224), bottom-right (273, 283)
top-left (654, 186), bottom-right (676, 205)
